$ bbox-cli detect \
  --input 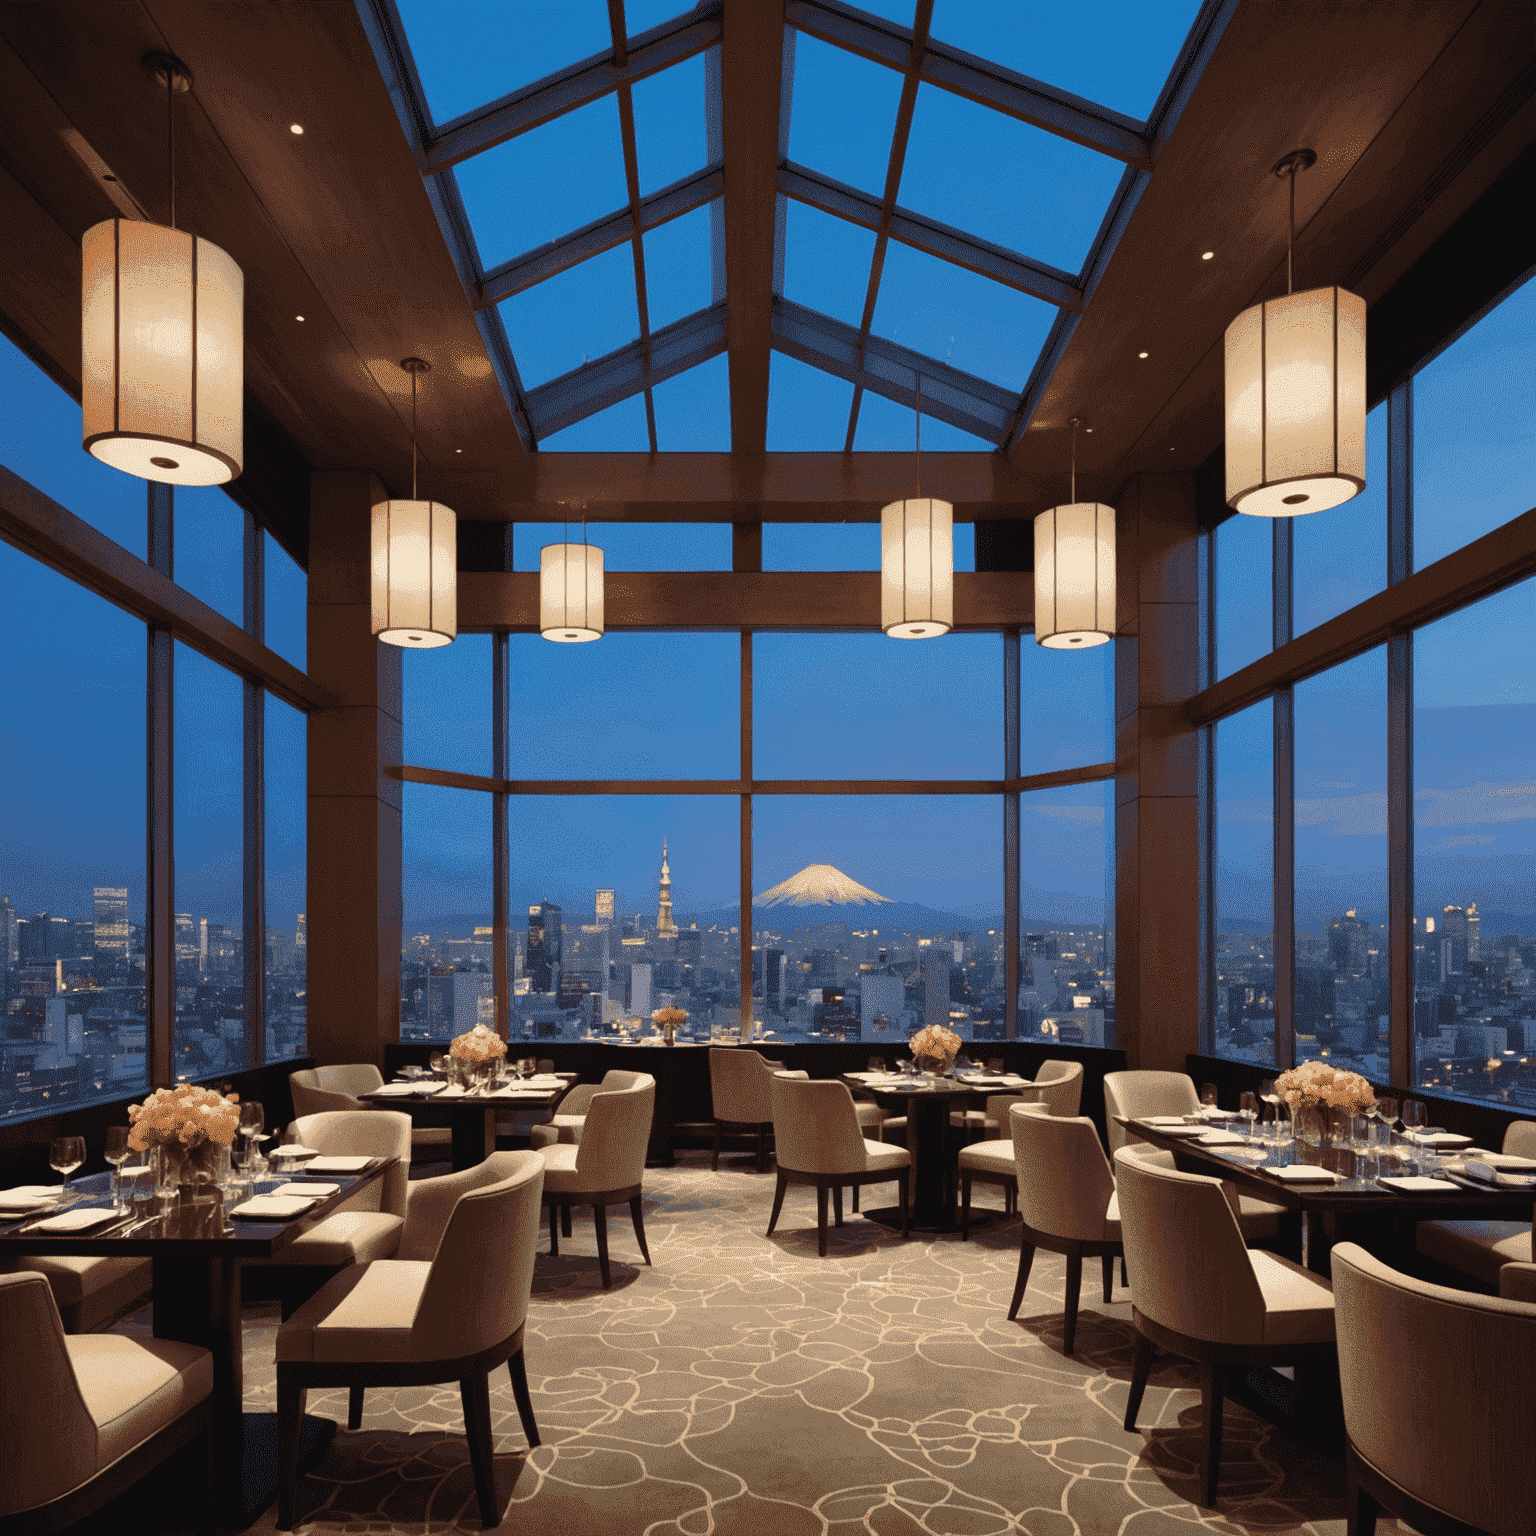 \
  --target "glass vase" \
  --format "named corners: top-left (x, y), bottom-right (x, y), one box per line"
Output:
top-left (153, 1141), bottom-right (230, 1202)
